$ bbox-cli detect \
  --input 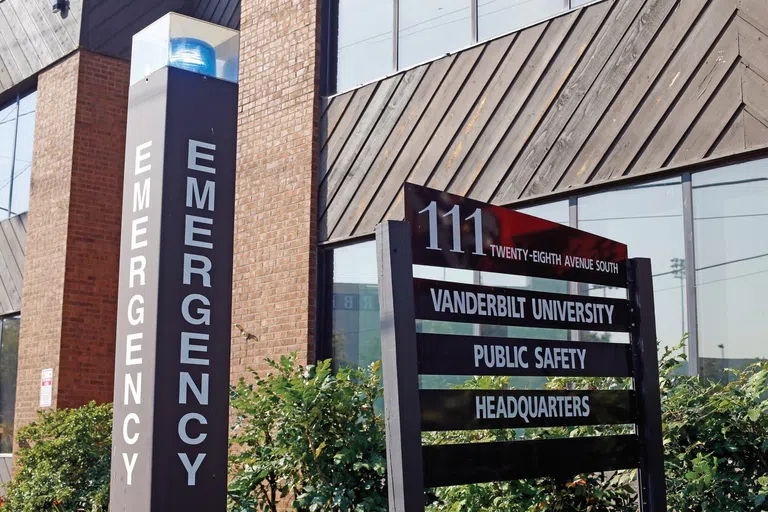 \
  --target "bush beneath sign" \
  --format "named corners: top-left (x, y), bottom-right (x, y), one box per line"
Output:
top-left (1, 401), bottom-right (112, 512)
top-left (228, 354), bottom-right (387, 512)
top-left (1, 343), bottom-right (765, 512)
top-left (660, 345), bottom-right (768, 511)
